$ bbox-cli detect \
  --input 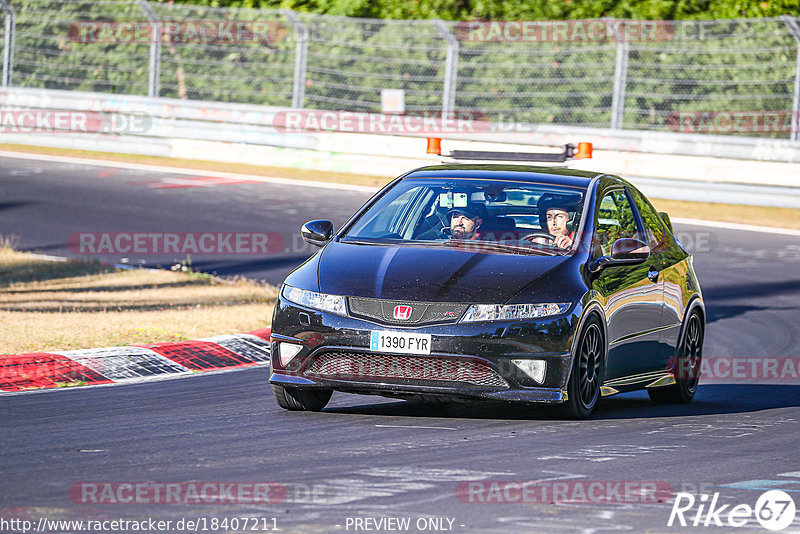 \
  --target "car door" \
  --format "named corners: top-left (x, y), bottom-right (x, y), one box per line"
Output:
top-left (591, 187), bottom-right (665, 380)
top-left (628, 186), bottom-right (689, 365)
